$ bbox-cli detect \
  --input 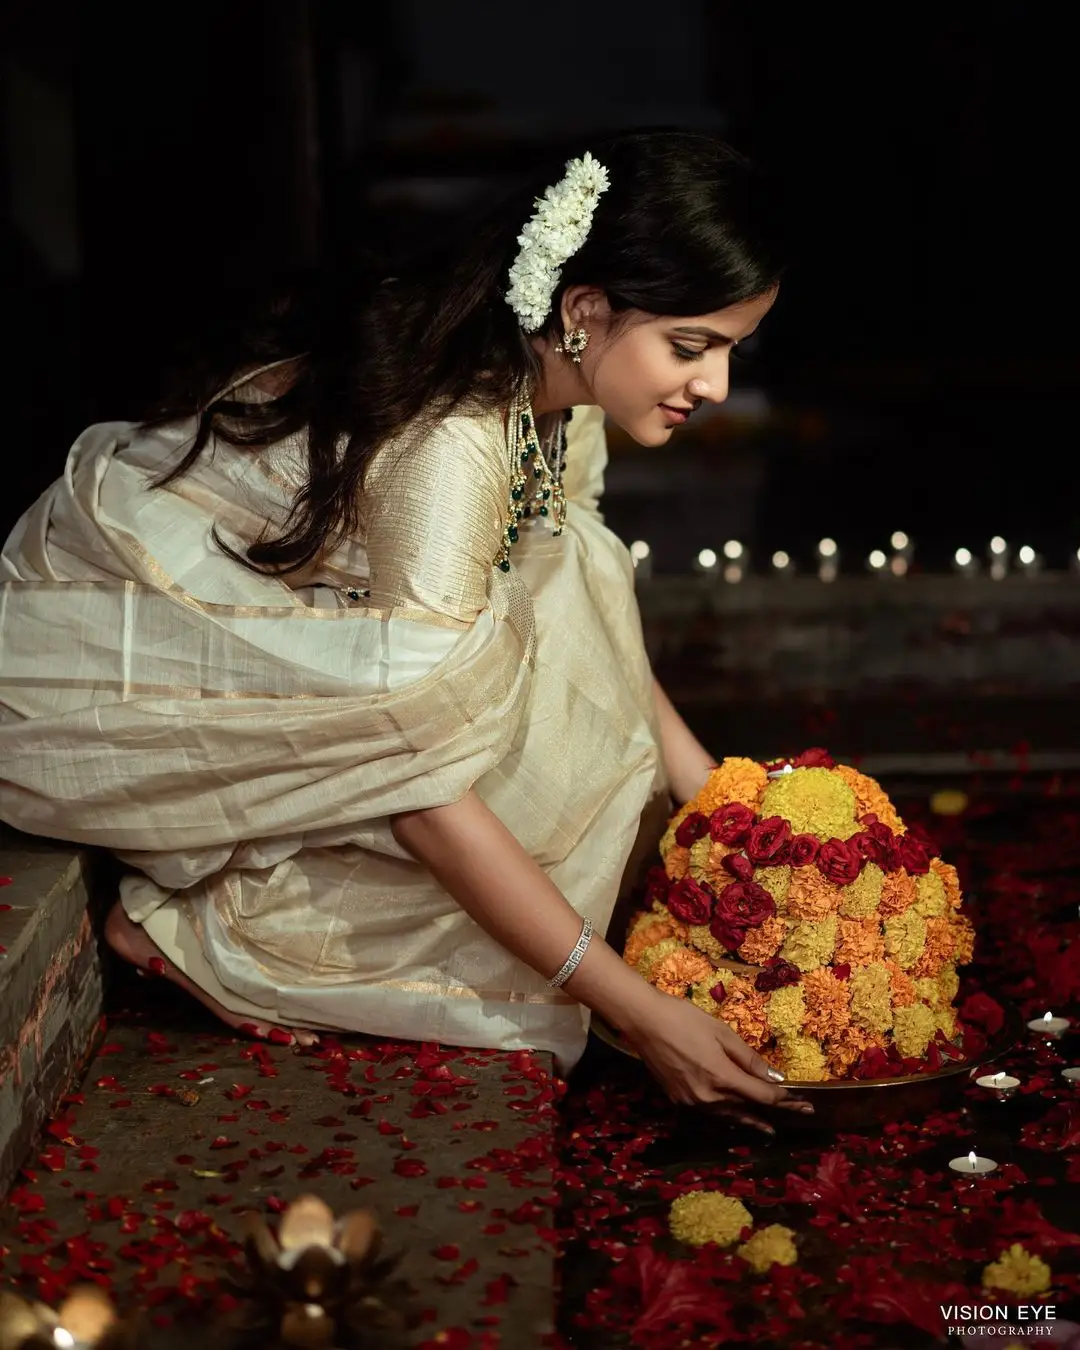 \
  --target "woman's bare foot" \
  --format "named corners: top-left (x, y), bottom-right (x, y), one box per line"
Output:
top-left (105, 901), bottom-right (320, 1048)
